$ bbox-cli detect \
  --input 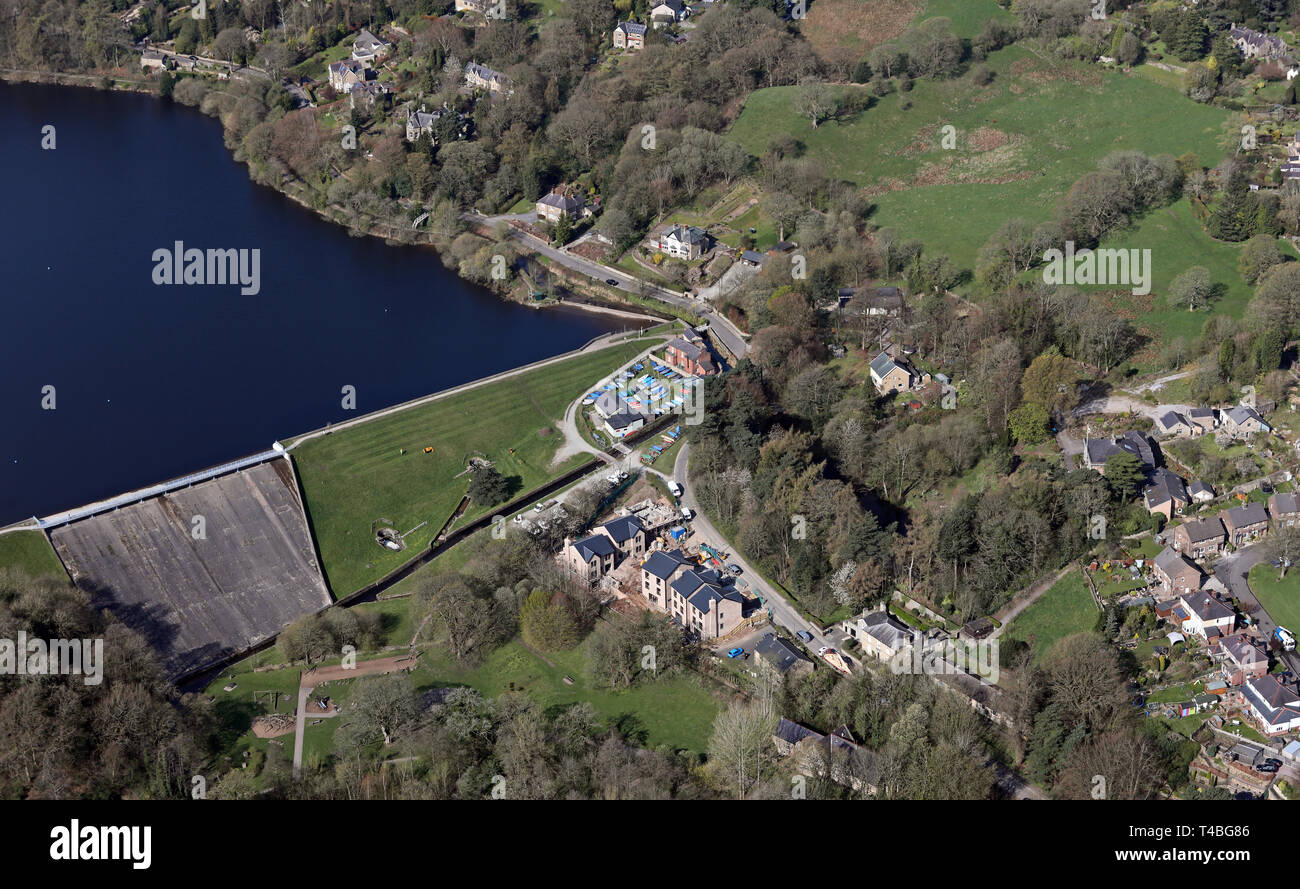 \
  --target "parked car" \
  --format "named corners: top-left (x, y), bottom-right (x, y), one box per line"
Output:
top-left (796, 630), bottom-right (813, 643)
top-left (817, 646), bottom-right (829, 656)
top-left (727, 564), bottom-right (743, 576)
top-left (726, 648), bottom-right (744, 659)
top-left (680, 507), bottom-right (693, 520)
top-left (605, 278), bottom-right (620, 286)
